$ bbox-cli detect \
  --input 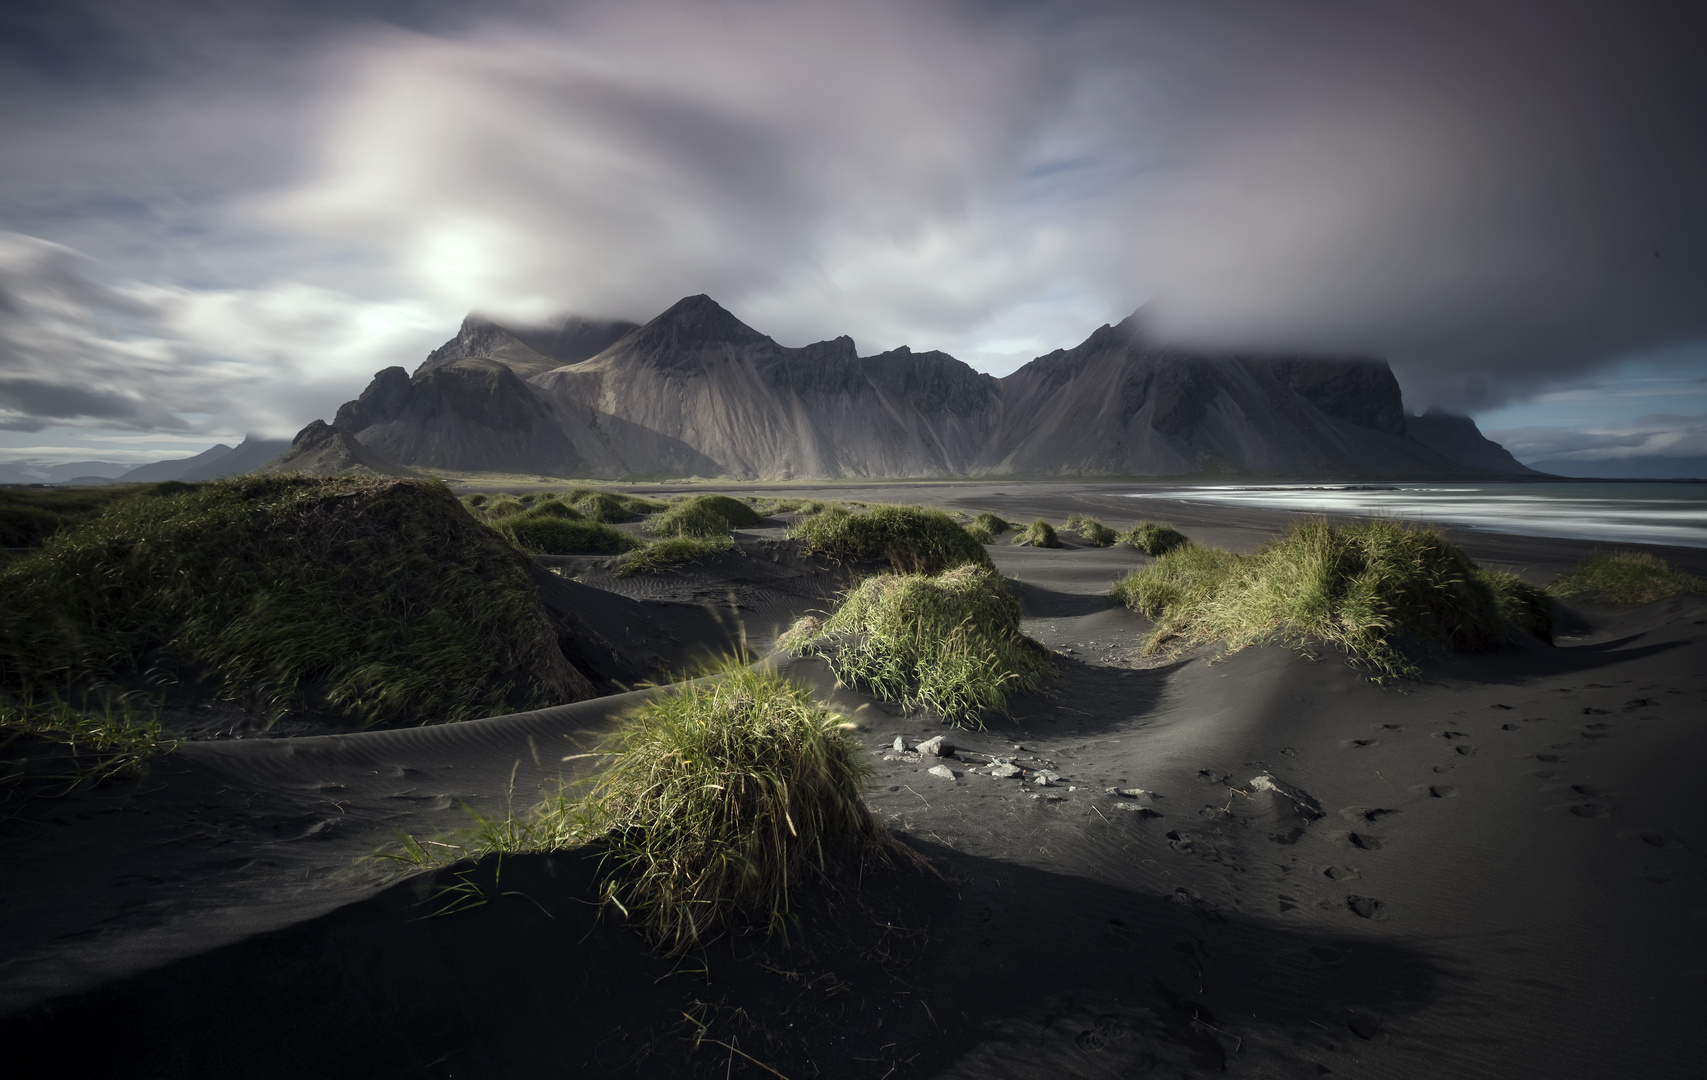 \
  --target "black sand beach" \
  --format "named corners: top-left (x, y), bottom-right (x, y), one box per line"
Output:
top-left (3, 482), bottom-right (1704, 1078)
